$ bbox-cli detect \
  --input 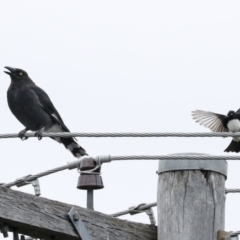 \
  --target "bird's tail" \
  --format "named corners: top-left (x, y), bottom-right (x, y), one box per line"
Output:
top-left (51, 137), bottom-right (87, 158)
top-left (224, 140), bottom-right (240, 153)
